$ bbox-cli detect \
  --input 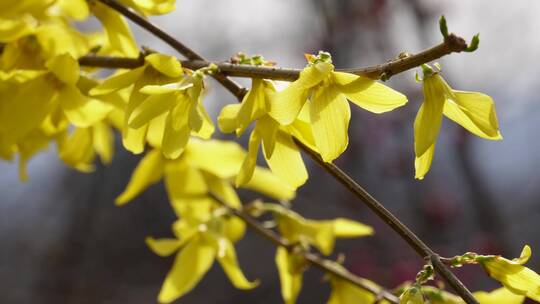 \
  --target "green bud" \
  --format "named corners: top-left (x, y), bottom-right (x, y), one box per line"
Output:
top-left (439, 15), bottom-right (449, 39)
top-left (465, 33), bottom-right (480, 52)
